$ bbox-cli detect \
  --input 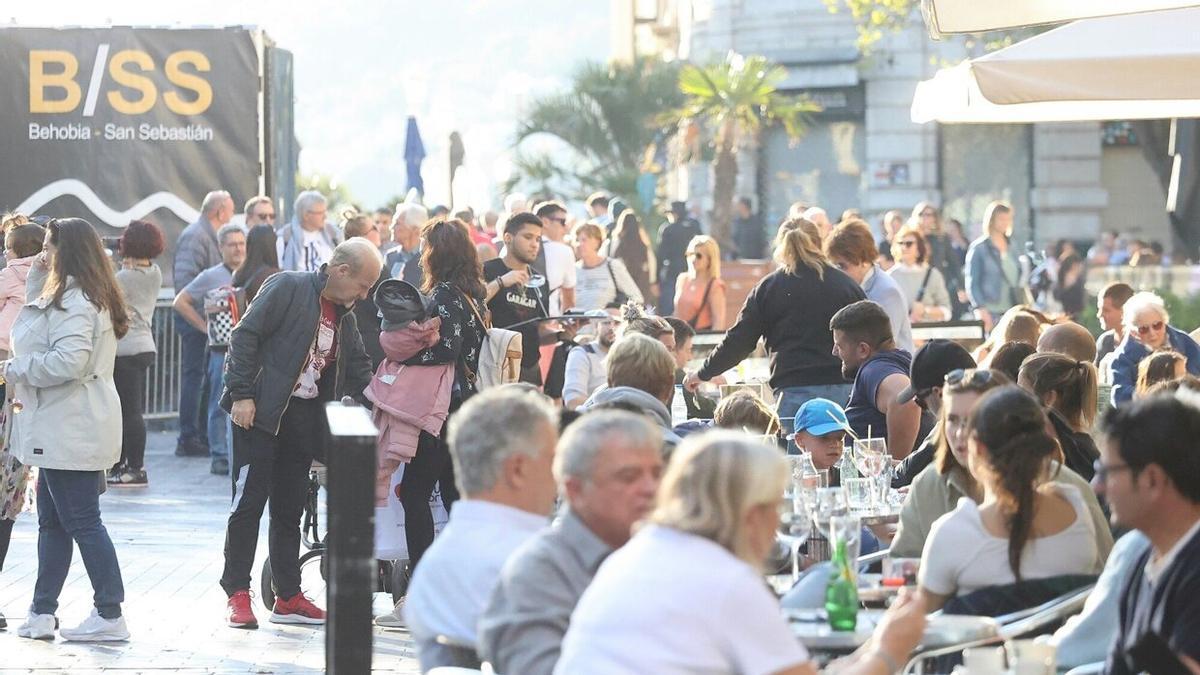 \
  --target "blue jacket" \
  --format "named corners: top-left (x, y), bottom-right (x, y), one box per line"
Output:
top-left (1110, 325), bottom-right (1200, 404)
top-left (964, 235), bottom-right (1022, 312)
